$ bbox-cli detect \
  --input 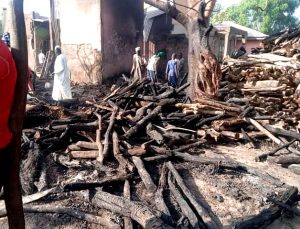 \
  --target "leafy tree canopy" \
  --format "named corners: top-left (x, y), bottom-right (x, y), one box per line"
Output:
top-left (211, 0), bottom-right (300, 35)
